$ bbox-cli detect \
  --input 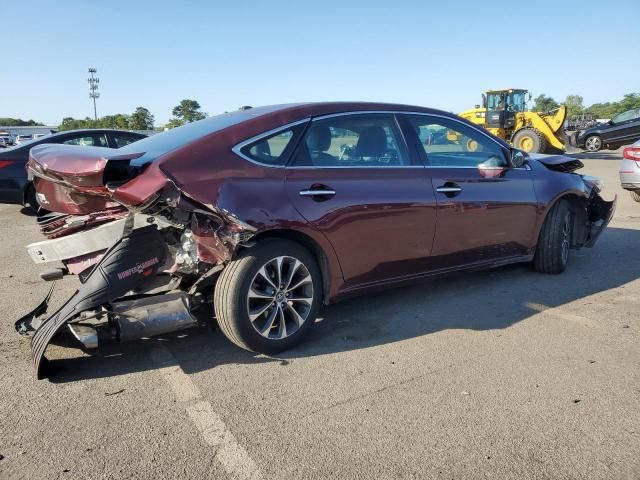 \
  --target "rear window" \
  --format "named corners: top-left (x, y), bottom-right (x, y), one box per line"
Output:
top-left (120, 104), bottom-right (301, 167)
